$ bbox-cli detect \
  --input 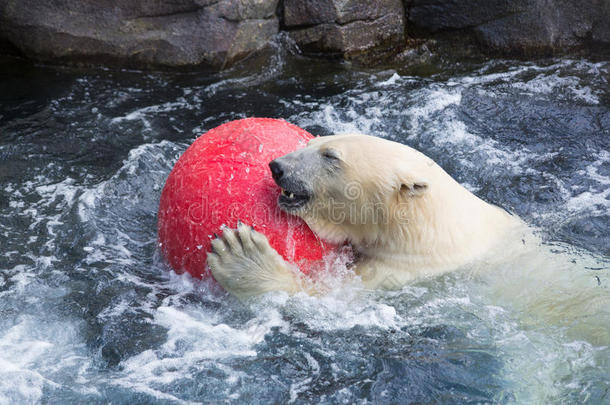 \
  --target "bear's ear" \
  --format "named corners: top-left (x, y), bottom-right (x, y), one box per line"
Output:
top-left (307, 136), bottom-right (325, 146)
top-left (398, 181), bottom-right (428, 198)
